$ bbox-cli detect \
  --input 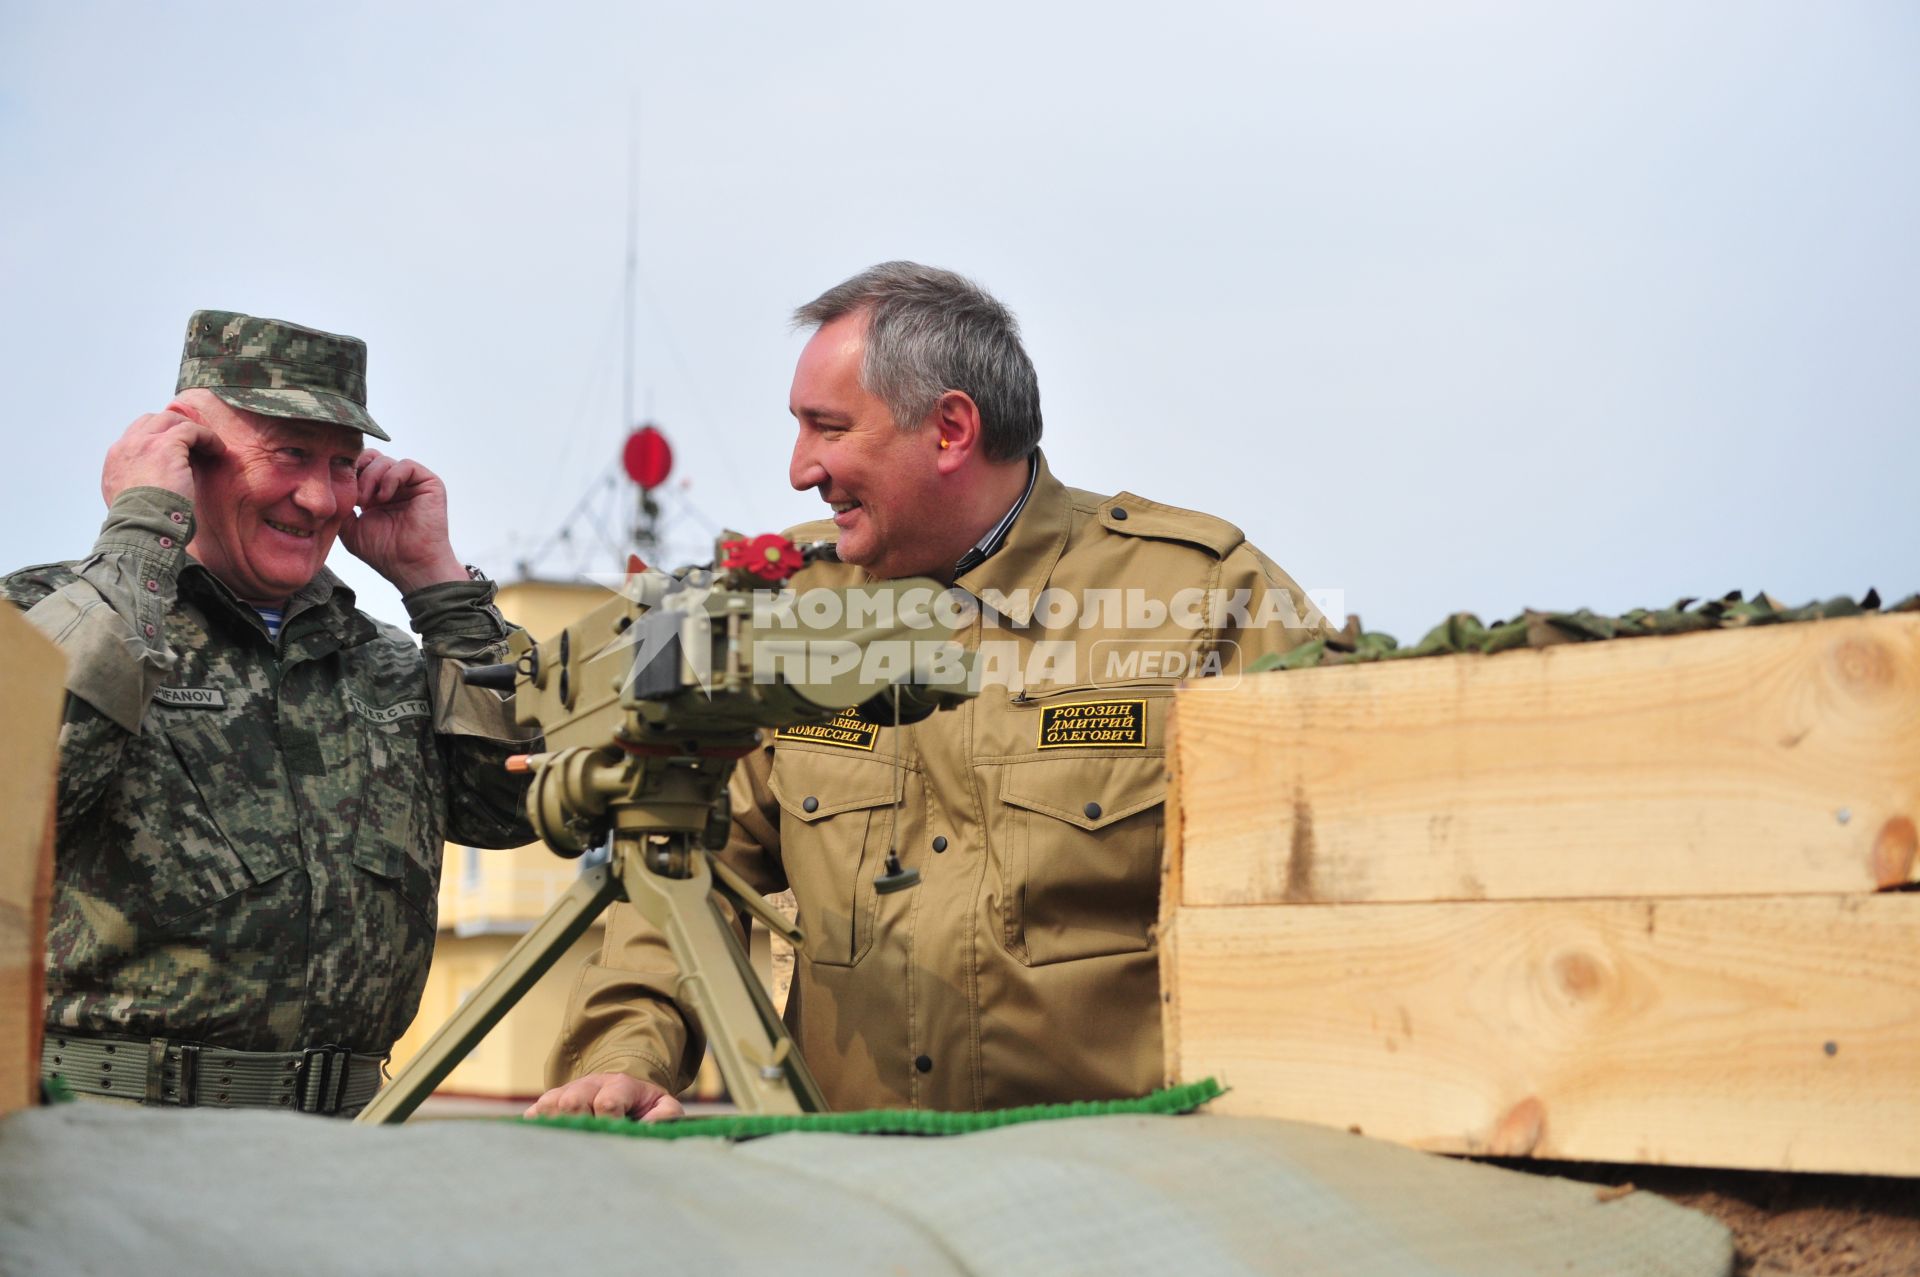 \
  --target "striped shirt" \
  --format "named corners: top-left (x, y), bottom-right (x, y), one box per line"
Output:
top-left (953, 455), bottom-right (1039, 579)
